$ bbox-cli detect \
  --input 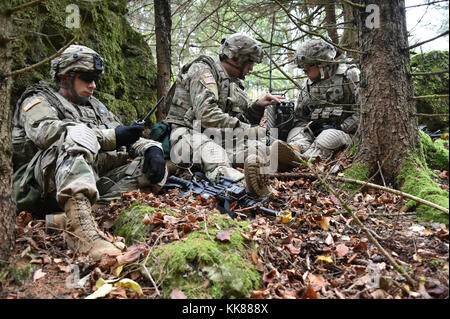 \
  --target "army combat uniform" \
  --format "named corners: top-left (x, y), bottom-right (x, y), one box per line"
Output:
top-left (12, 81), bottom-right (167, 214)
top-left (165, 55), bottom-right (267, 182)
top-left (287, 59), bottom-right (360, 160)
